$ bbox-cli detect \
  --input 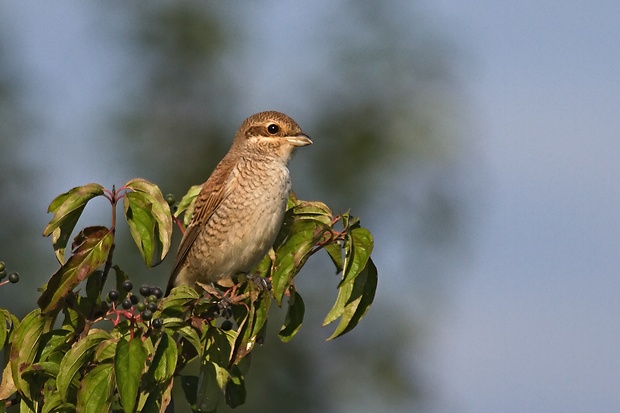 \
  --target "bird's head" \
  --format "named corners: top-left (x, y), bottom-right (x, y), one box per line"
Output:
top-left (233, 111), bottom-right (312, 161)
